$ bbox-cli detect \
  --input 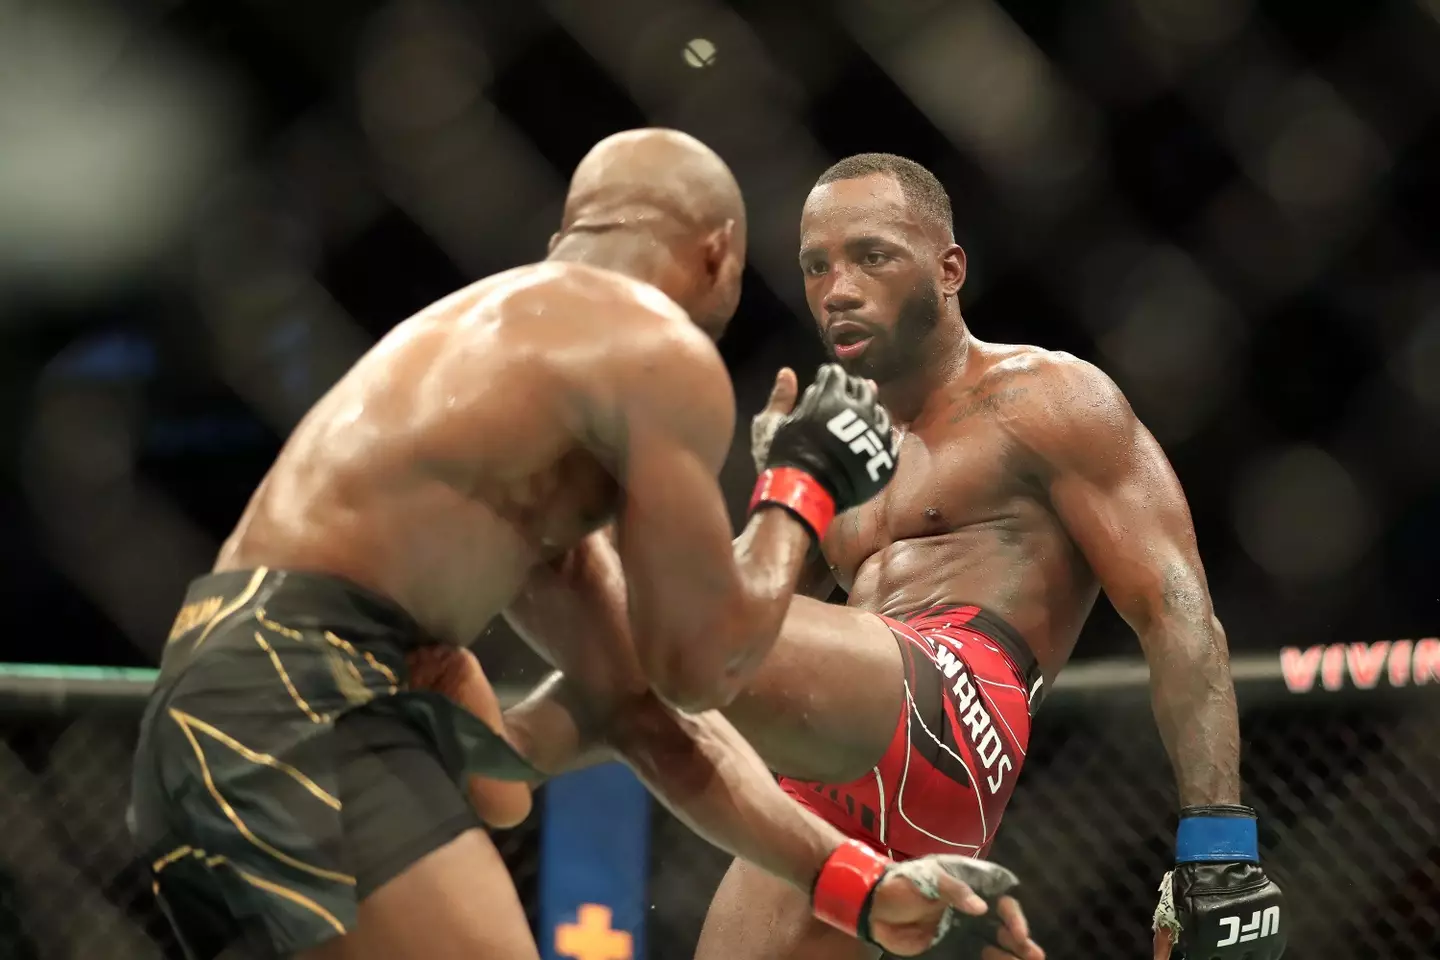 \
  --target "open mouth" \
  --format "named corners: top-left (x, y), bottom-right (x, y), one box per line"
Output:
top-left (829, 324), bottom-right (874, 359)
